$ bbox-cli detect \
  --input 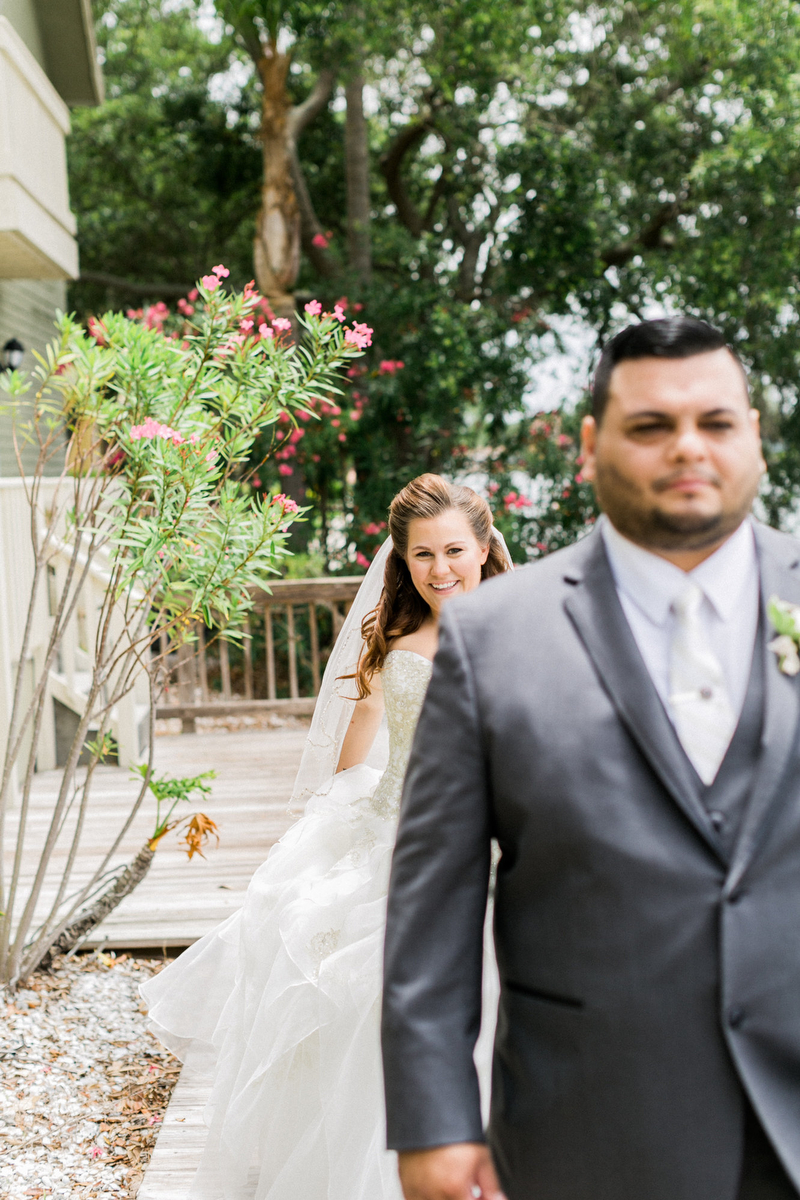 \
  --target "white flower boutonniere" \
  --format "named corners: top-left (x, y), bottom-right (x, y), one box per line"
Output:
top-left (768, 595), bottom-right (800, 676)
